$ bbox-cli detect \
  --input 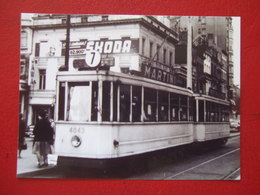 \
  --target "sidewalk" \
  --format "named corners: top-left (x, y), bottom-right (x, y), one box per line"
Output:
top-left (17, 138), bottom-right (58, 175)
